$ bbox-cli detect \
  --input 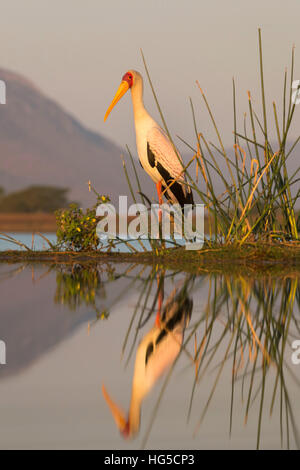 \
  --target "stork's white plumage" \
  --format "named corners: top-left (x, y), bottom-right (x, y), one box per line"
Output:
top-left (104, 70), bottom-right (193, 207)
